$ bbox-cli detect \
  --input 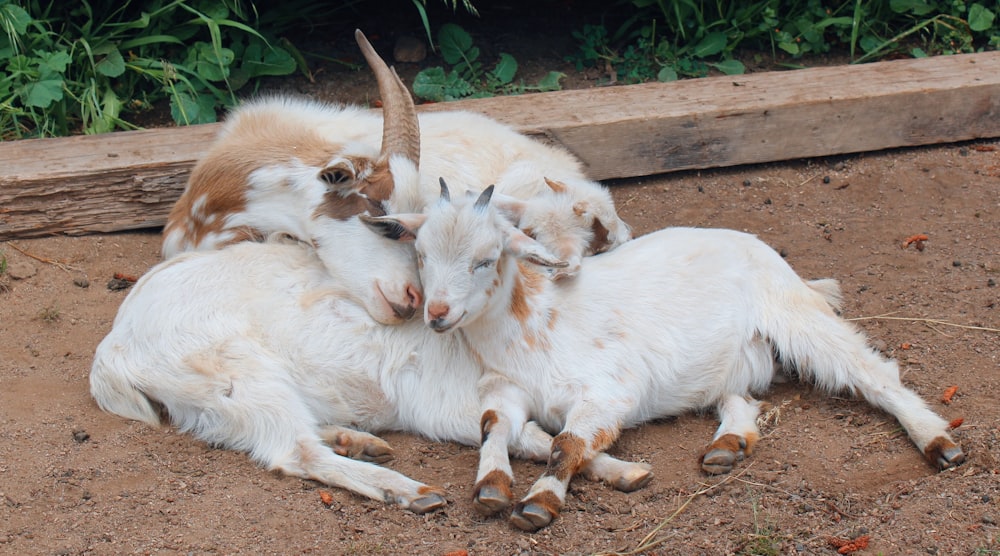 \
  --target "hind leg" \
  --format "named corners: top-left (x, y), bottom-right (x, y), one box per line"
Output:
top-left (317, 425), bottom-right (394, 464)
top-left (701, 395), bottom-right (763, 475)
